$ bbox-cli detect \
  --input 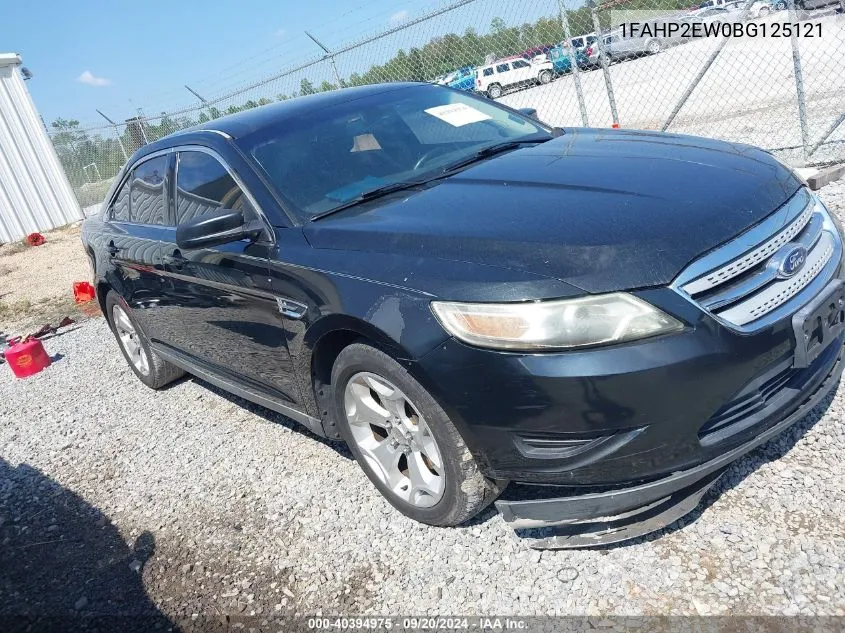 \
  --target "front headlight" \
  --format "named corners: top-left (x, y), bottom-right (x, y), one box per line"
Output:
top-left (430, 293), bottom-right (683, 351)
